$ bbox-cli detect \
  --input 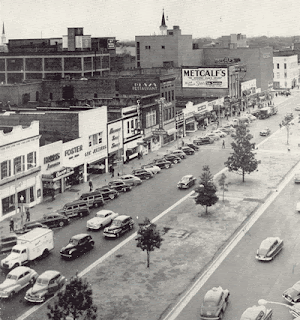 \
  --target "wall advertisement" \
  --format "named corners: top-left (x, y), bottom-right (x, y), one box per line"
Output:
top-left (182, 67), bottom-right (228, 89)
top-left (241, 79), bottom-right (257, 91)
top-left (118, 78), bottom-right (160, 94)
top-left (107, 121), bottom-right (123, 154)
